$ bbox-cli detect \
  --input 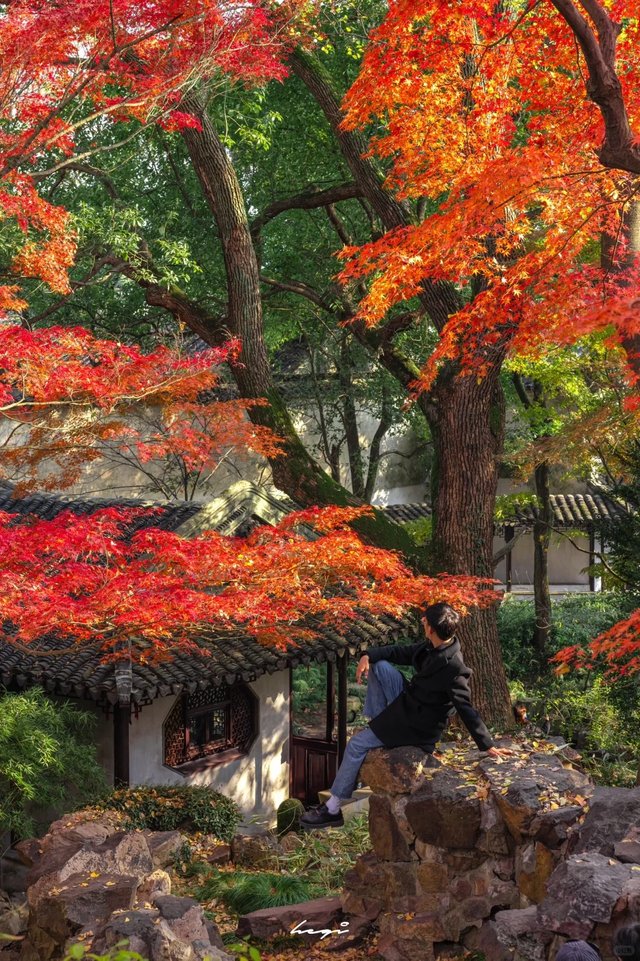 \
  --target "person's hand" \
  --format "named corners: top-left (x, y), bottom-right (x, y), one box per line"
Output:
top-left (356, 655), bottom-right (370, 683)
top-left (485, 746), bottom-right (513, 759)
